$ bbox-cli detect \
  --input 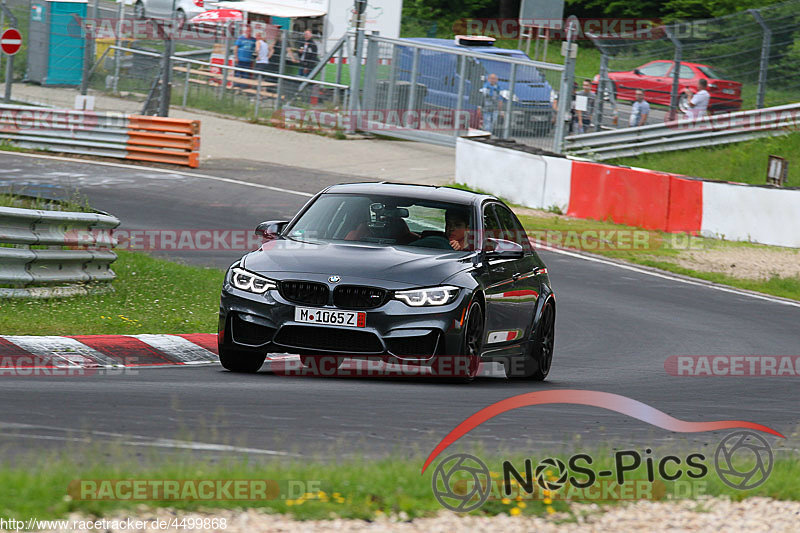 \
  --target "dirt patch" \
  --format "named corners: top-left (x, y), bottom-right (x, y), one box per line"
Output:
top-left (663, 246), bottom-right (800, 280)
